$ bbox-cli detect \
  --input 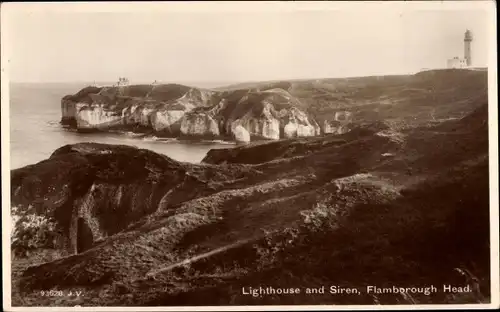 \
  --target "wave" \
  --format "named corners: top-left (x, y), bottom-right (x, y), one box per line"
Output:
top-left (141, 136), bottom-right (178, 143)
top-left (140, 135), bottom-right (236, 145)
top-left (106, 130), bottom-right (146, 137)
top-left (123, 131), bottom-right (149, 138)
top-left (204, 139), bottom-right (237, 145)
